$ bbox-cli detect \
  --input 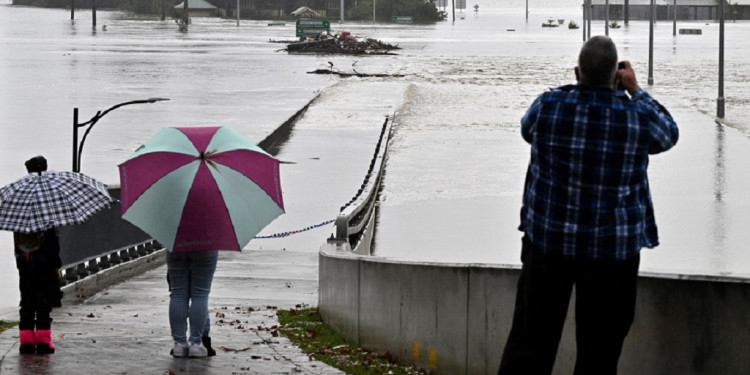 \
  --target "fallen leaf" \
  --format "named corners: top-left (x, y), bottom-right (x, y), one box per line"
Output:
top-left (218, 346), bottom-right (251, 352)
